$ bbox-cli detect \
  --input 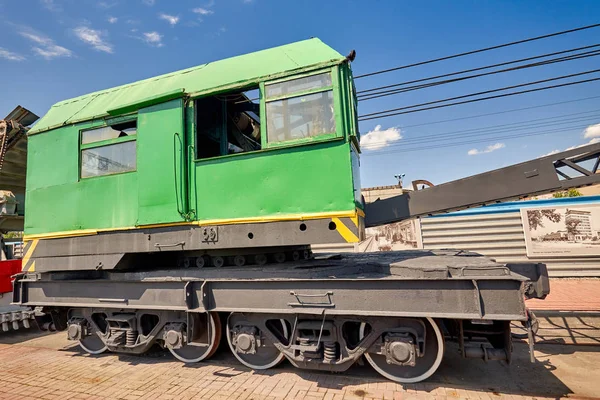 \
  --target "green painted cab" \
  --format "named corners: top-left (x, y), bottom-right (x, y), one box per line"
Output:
top-left (24, 39), bottom-right (363, 238)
